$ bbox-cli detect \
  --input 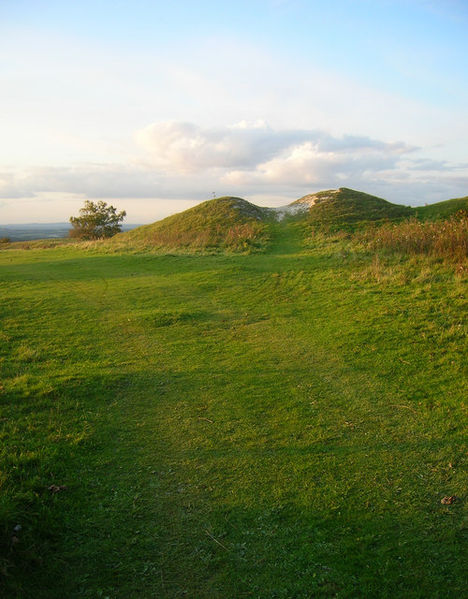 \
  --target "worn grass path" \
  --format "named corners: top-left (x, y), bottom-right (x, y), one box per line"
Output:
top-left (0, 224), bottom-right (466, 597)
